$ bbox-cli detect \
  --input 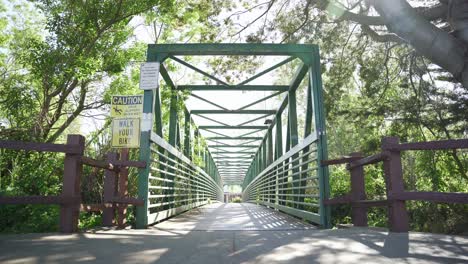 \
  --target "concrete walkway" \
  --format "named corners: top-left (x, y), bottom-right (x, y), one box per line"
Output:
top-left (0, 203), bottom-right (467, 264)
